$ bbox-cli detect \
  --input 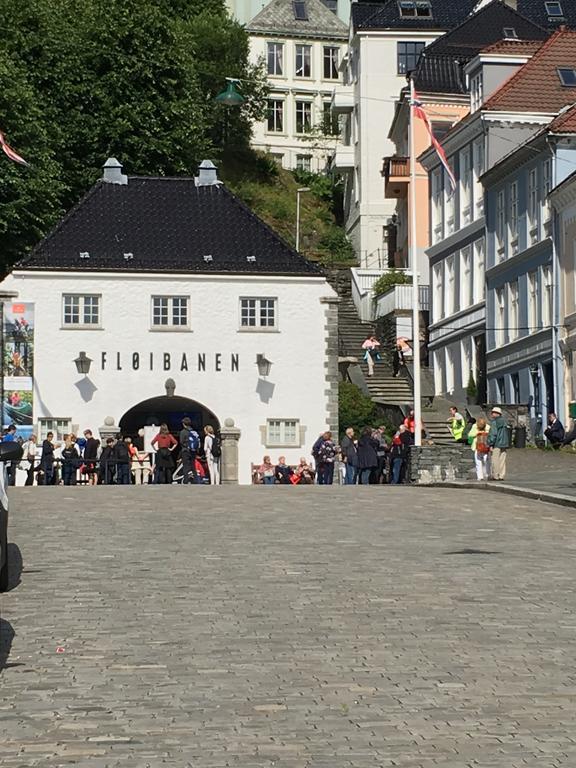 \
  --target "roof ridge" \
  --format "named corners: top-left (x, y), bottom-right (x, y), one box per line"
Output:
top-left (484, 27), bottom-right (576, 110)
